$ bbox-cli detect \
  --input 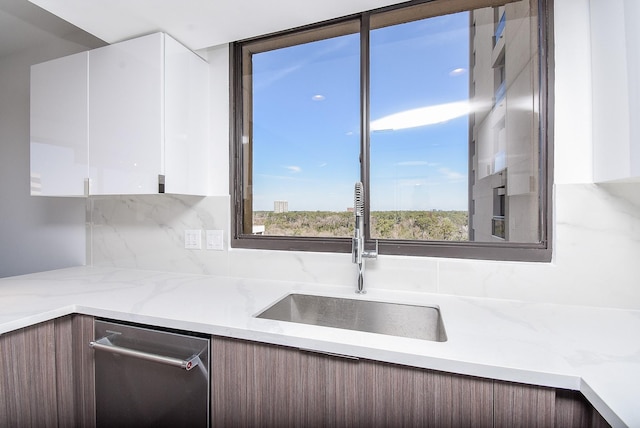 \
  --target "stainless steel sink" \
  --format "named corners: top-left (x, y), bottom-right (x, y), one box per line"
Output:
top-left (256, 294), bottom-right (447, 342)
